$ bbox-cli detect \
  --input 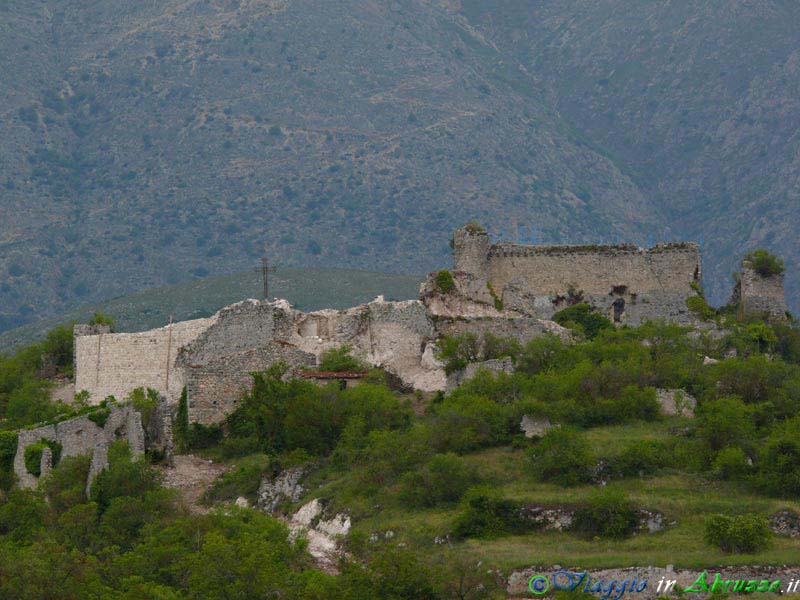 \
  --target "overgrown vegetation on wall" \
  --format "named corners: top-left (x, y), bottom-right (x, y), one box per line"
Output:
top-left (745, 249), bottom-right (786, 277)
